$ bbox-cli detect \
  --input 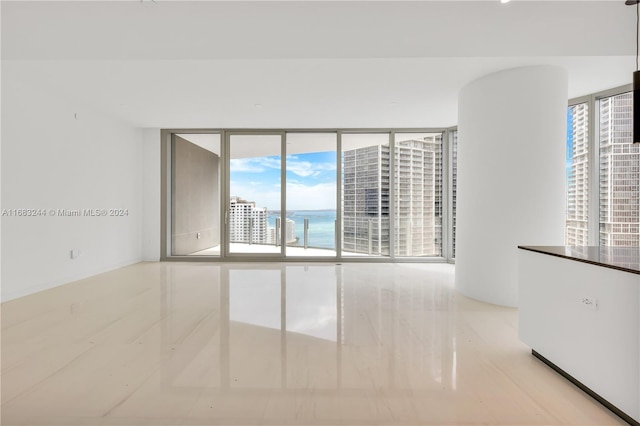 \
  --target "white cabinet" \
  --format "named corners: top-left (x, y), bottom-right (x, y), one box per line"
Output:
top-left (518, 248), bottom-right (640, 425)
